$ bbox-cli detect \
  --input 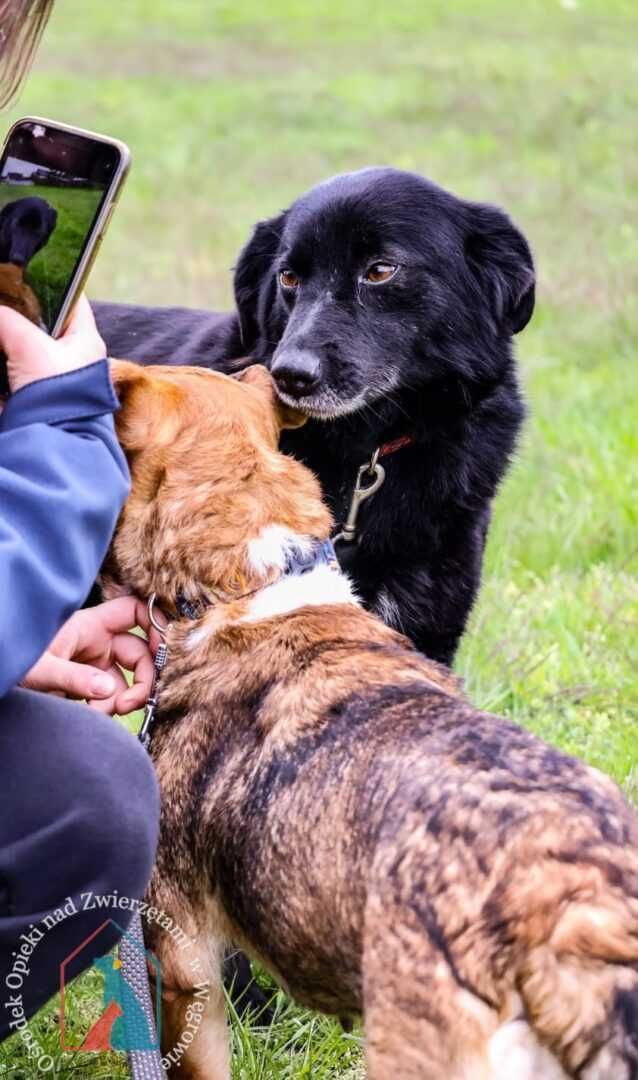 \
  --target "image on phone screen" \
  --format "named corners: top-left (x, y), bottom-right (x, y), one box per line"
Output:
top-left (0, 121), bottom-right (119, 334)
